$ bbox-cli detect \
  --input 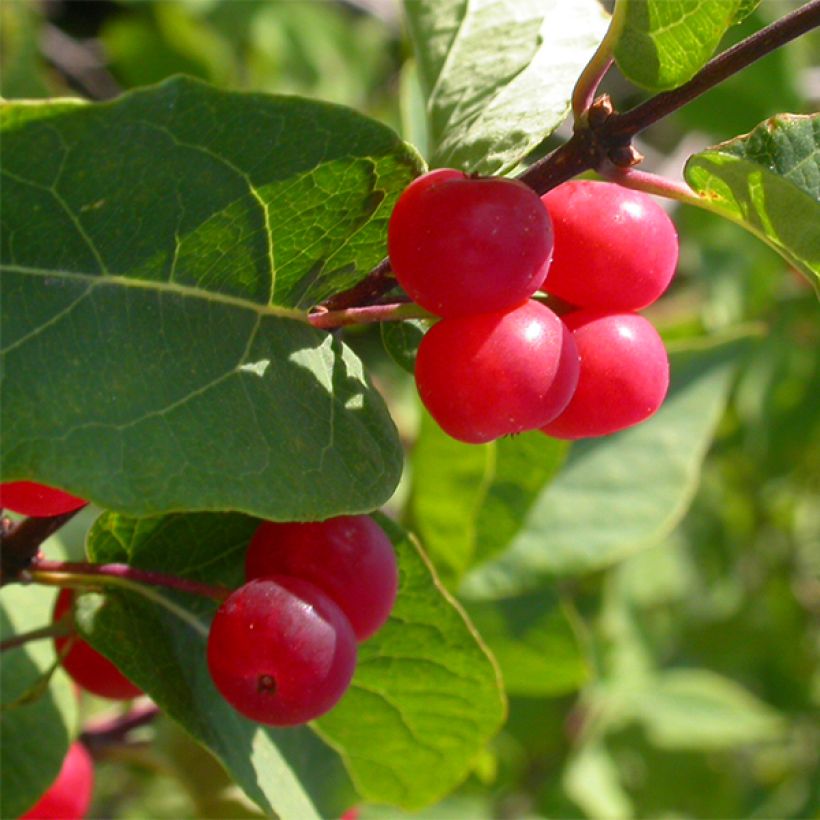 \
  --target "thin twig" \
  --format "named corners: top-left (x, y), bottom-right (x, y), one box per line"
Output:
top-left (309, 301), bottom-right (433, 329)
top-left (30, 560), bottom-right (232, 603)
